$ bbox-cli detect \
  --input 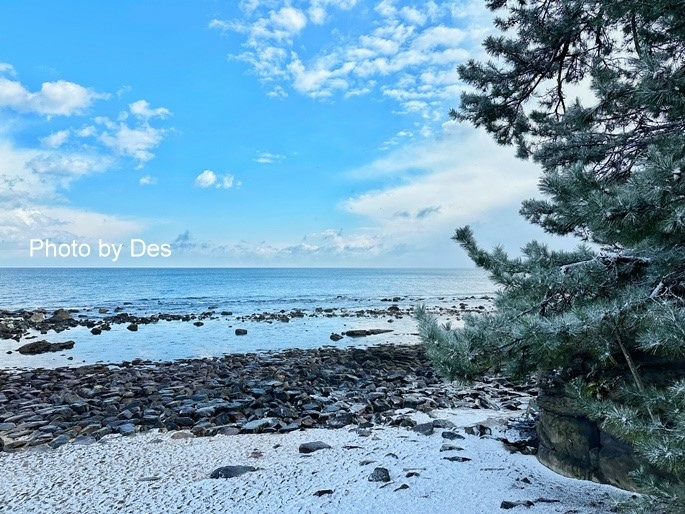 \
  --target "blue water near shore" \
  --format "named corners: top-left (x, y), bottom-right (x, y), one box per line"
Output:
top-left (0, 268), bottom-right (494, 369)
